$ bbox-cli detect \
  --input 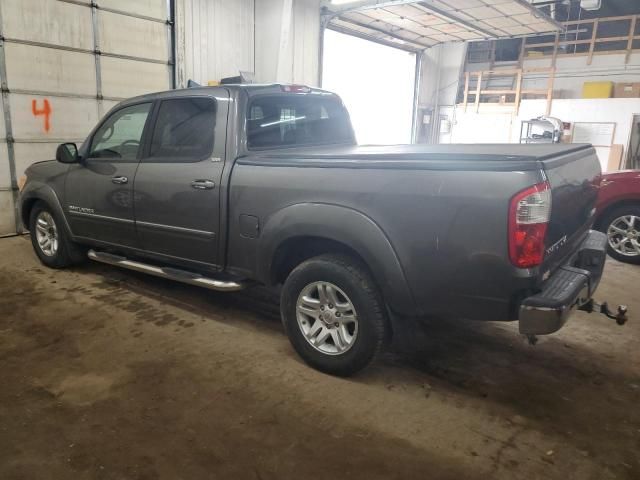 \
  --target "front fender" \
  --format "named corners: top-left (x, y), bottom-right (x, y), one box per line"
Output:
top-left (257, 203), bottom-right (416, 315)
top-left (20, 182), bottom-right (72, 236)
